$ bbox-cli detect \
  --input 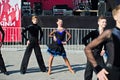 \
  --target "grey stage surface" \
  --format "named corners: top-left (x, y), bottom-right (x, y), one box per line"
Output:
top-left (0, 49), bottom-right (97, 80)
